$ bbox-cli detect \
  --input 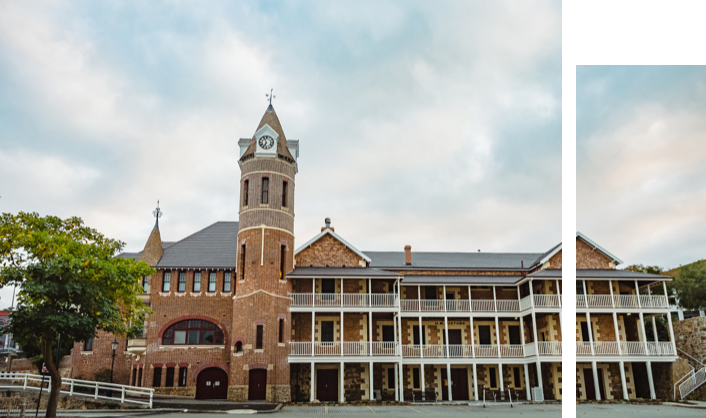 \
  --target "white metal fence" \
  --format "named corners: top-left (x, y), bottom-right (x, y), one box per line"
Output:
top-left (678, 367), bottom-right (706, 399)
top-left (574, 341), bottom-right (676, 356)
top-left (575, 294), bottom-right (669, 309)
top-left (289, 342), bottom-right (400, 357)
top-left (0, 372), bottom-right (154, 407)
top-left (290, 293), bottom-right (399, 308)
